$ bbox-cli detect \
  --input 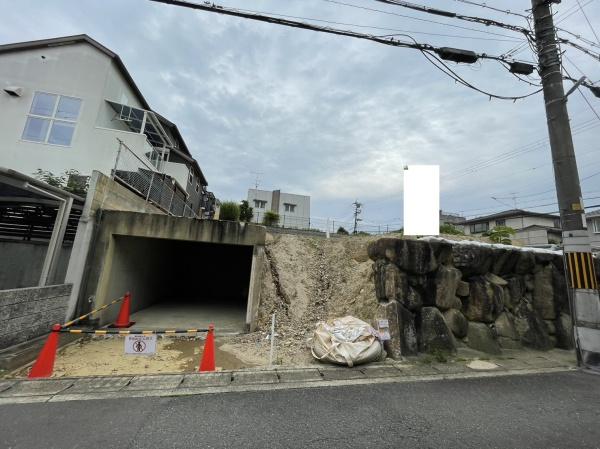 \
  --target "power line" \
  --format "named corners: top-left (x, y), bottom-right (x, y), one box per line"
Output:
top-left (321, 0), bottom-right (525, 40)
top-left (233, 7), bottom-right (522, 42)
top-left (372, 0), bottom-right (532, 35)
top-left (148, 0), bottom-right (540, 101)
top-left (445, 119), bottom-right (600, 179)
top-left (451, 0), bottom-right (530, 19)
top-left (556, 0), bottom-right (596, 24)
top-left (576, 0), bottom-right (600, 44)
